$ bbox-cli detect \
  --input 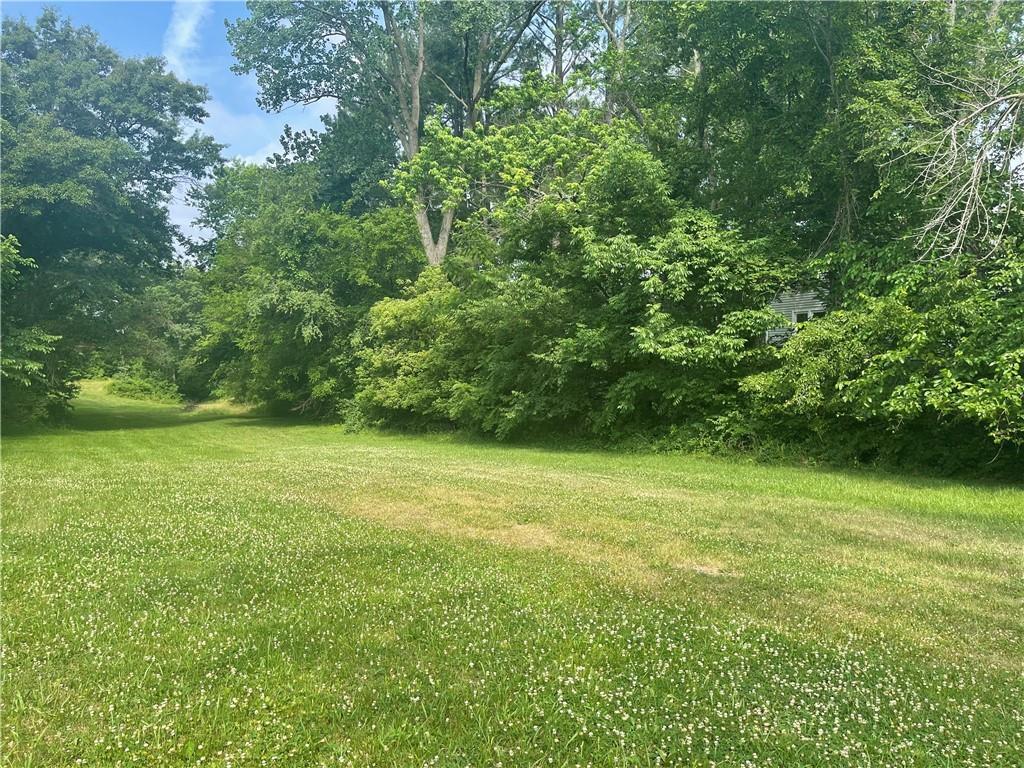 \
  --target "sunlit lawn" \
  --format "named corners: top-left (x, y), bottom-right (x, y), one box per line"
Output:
top-left (3, 382), bottom-right (1022, 766)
